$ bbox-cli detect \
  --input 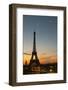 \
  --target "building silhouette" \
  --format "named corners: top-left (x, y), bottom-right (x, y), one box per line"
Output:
top-left (29, 32), bottom-right (40, 73)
